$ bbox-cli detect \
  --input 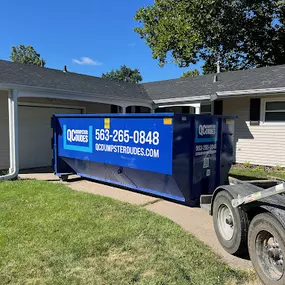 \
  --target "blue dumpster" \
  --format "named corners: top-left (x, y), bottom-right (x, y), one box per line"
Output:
top-left (52, 113), bottom-right (235, 206)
